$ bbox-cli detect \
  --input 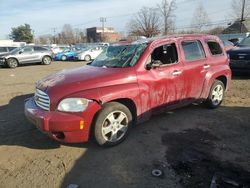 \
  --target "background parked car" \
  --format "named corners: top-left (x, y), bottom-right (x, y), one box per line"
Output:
top-left (51, 46), bottom-right (69, 54)
top-left (222, 40), bottom-right (235, 52)
top-left (227, 36), bottom-right (250, 73)
top-left (54, 48), bottom-right (81, 61)
top-left (0, 46), bottom-right (53, 68)
top-left (0, 46), bottom-right (17, 55)
top-left (76, 46), bottom-right (103, 61)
